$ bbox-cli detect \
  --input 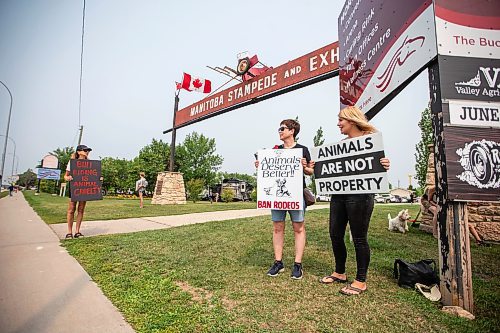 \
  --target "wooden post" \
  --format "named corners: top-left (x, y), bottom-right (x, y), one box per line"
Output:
top-left (428, 60), bottom-right (474, 313)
